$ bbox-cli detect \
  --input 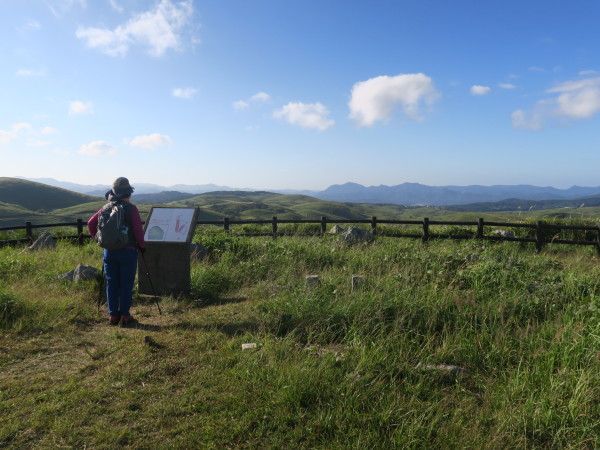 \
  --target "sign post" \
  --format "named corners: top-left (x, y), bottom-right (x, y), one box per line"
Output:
top-left (138, 207), bottom-right (199, 298)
